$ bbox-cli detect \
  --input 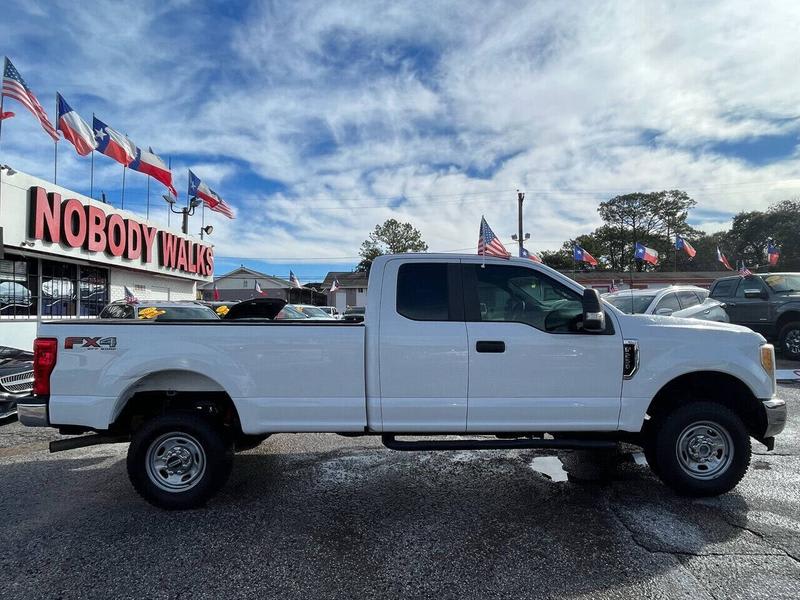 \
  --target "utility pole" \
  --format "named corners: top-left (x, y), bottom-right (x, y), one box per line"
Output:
top-left (517, 190), bottom-right (525, 257)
